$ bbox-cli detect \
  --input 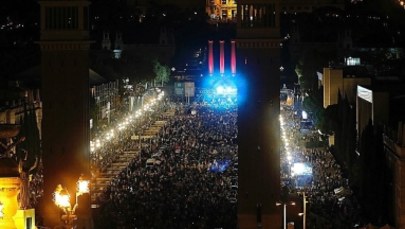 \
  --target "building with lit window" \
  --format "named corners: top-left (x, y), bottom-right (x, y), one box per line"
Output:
top-left (205, 0), bottom-right (345, 23)
top-left (90, 78), bottom-right (120, 125)
top-left (206, 0), bottom-right (237, 21)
